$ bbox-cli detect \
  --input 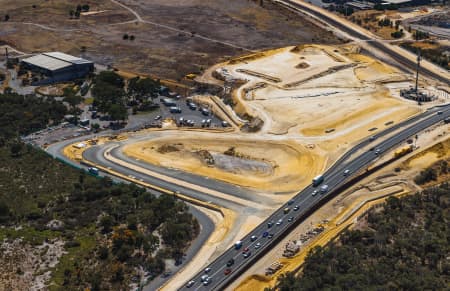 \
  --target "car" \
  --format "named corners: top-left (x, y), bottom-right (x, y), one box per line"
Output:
top-left (268, 233), bottom-right (274, 239)
top-left (369, 136), bottom-right (376, 141)
top-left (287, 199), bottom-right (295, 205)
top-left (224, 268), bottom-right (232, 275)
top-left (243, 251), bottom-right (251, 258)
top-left (204, 267), bottom-right (211, 274)
top-left (222, 120), bottom-right (229, 127)
top-left (312, 190), bottom-right (318, 196)
top-left (276, 219), bottom-right (283, 226)
top-left (262, 231), bottom-right (269, 238)
top-left (293, 205), bottom-right (300, 211)
top-left (437, 111), bottom-right (443, 115)
top-left (226, 259), bottom-right (235, 267)
top-left (186, 280), bottom-right (195, 288)
top-left (288, 216), bottom-right (294, 222)
top-left (203, 278), bottom-right (211, 286)
top-left (320, 184), bottom-right (329, 194)
top-left (201, 274), bottom-right (209, 282)
top-left (343, 169), bottom-right (350, 176)
top-left (267, 221), bottom-right (274, 228)
top-left (255, 242), bottom-right (261, 249)
top-left (250, 235), bottom-right (257, 241)
top-left (243, 247), bottom-right (250, 253)
top-left (375, 148), bottom-right (381, 155)
top-left (154, 115), bottom-right (162, 120)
